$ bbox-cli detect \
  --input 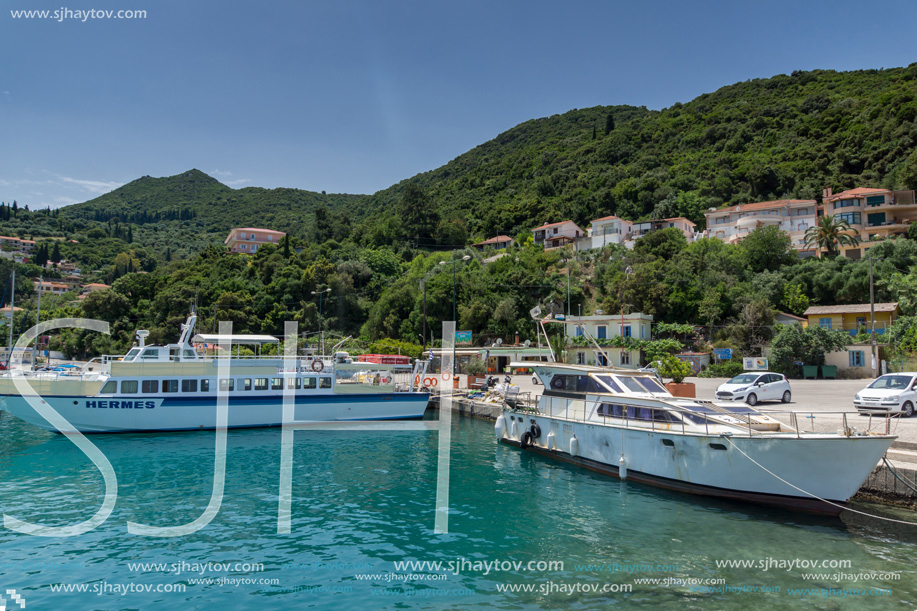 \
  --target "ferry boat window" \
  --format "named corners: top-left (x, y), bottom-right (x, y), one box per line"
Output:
top-left (162, 380), bottom-right (179, 393)
top-left (635, 407), bottom-right (653, 421)
top-left (201, 379), bottom-right (210, 392)
top-left (635, 377), bottom-right (667, 393)
top-left (142, 380), bottom-right (159, 393)
top-left (100, 381), bottom-right (117, 394)
top-left (183, 349), bottom-right (197, 360)
top-left (302, 377), bottom-right (317, 389)
top-left (319, 377), bottom-right (332, 389)
top-left (121, 380), bottom-right (138, 394)
top-left (254, 378), bottom-right (268, 391)
top-left (287, 377), bottom-right (301, 390)
top-left (181, 379), bottom-right (198, 393)
top-left (219, 378), bottom-right (234, 392)
top-left (125, 348), bottom-right (140, 361)
top-left (140, 348), bottom-right (159, 360)
top-left (271, 378), bottom-right (283, 390)
top-left (242, 378), bottom-right (252, 391)
top-left (550, 376), bottom-right (565, 390)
